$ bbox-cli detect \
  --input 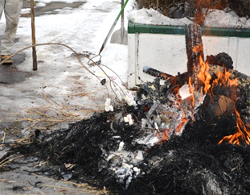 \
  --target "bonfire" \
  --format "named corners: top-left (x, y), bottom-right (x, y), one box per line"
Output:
top-left (1, 1), bottom-right (250, 194)
top-left (1, 21), bottom-right (249, 195)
